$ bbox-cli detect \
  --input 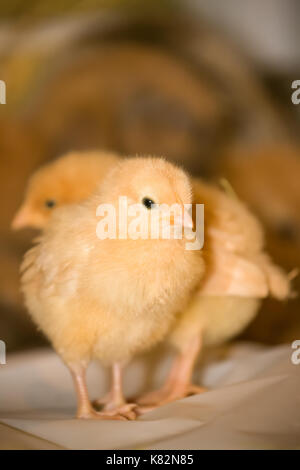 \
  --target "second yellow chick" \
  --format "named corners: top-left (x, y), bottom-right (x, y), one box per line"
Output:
top-left (136, 178), bottom-right (292, 407)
